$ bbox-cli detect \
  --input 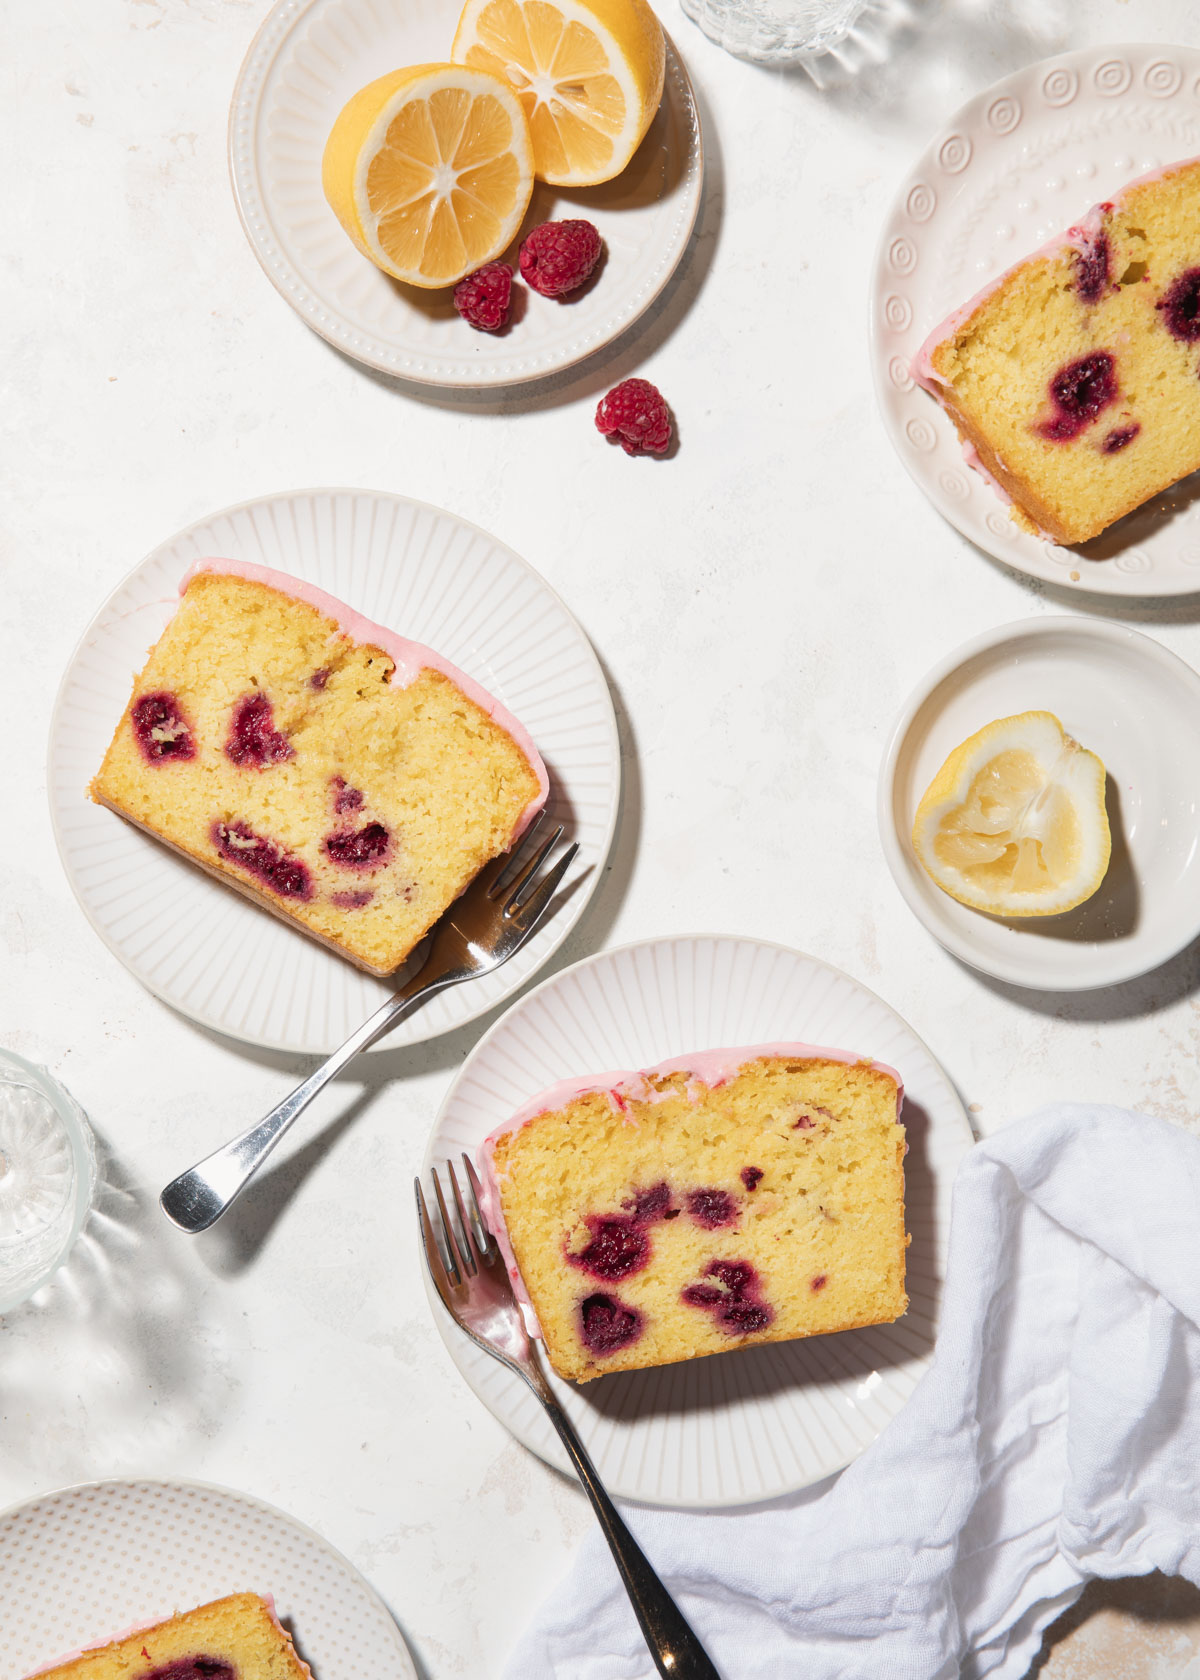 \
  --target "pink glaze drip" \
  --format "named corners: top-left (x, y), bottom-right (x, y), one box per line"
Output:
top-left (180, 558), bottom-right (549, 836)
top-left (476, 1042), bottom-right (904, 1337)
